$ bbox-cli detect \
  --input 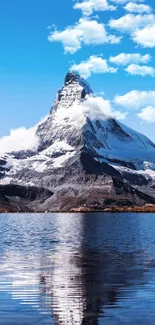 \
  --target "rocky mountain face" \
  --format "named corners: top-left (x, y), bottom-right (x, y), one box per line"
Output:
top-left (1, 72), bottom-right (155, 212)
